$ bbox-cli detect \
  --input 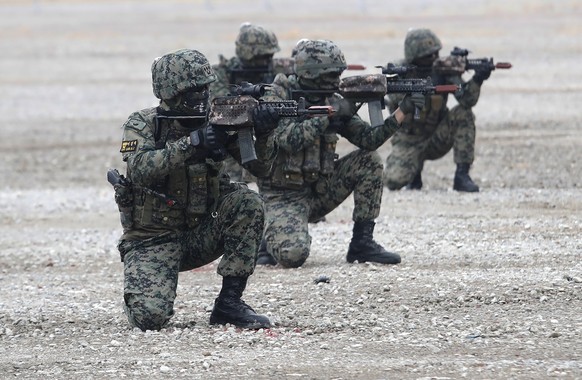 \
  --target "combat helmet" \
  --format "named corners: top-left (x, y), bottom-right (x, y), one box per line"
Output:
top-left (235, 23), bottom-right (281, 62)
top-left (404, 28), bottom-right (442, 63)
top-left (293, 39), bottom-right (347, 79)
top-left (291, 38), bottom-right (309, 58)
top-left (151, 49), bottom-right (216, 100)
